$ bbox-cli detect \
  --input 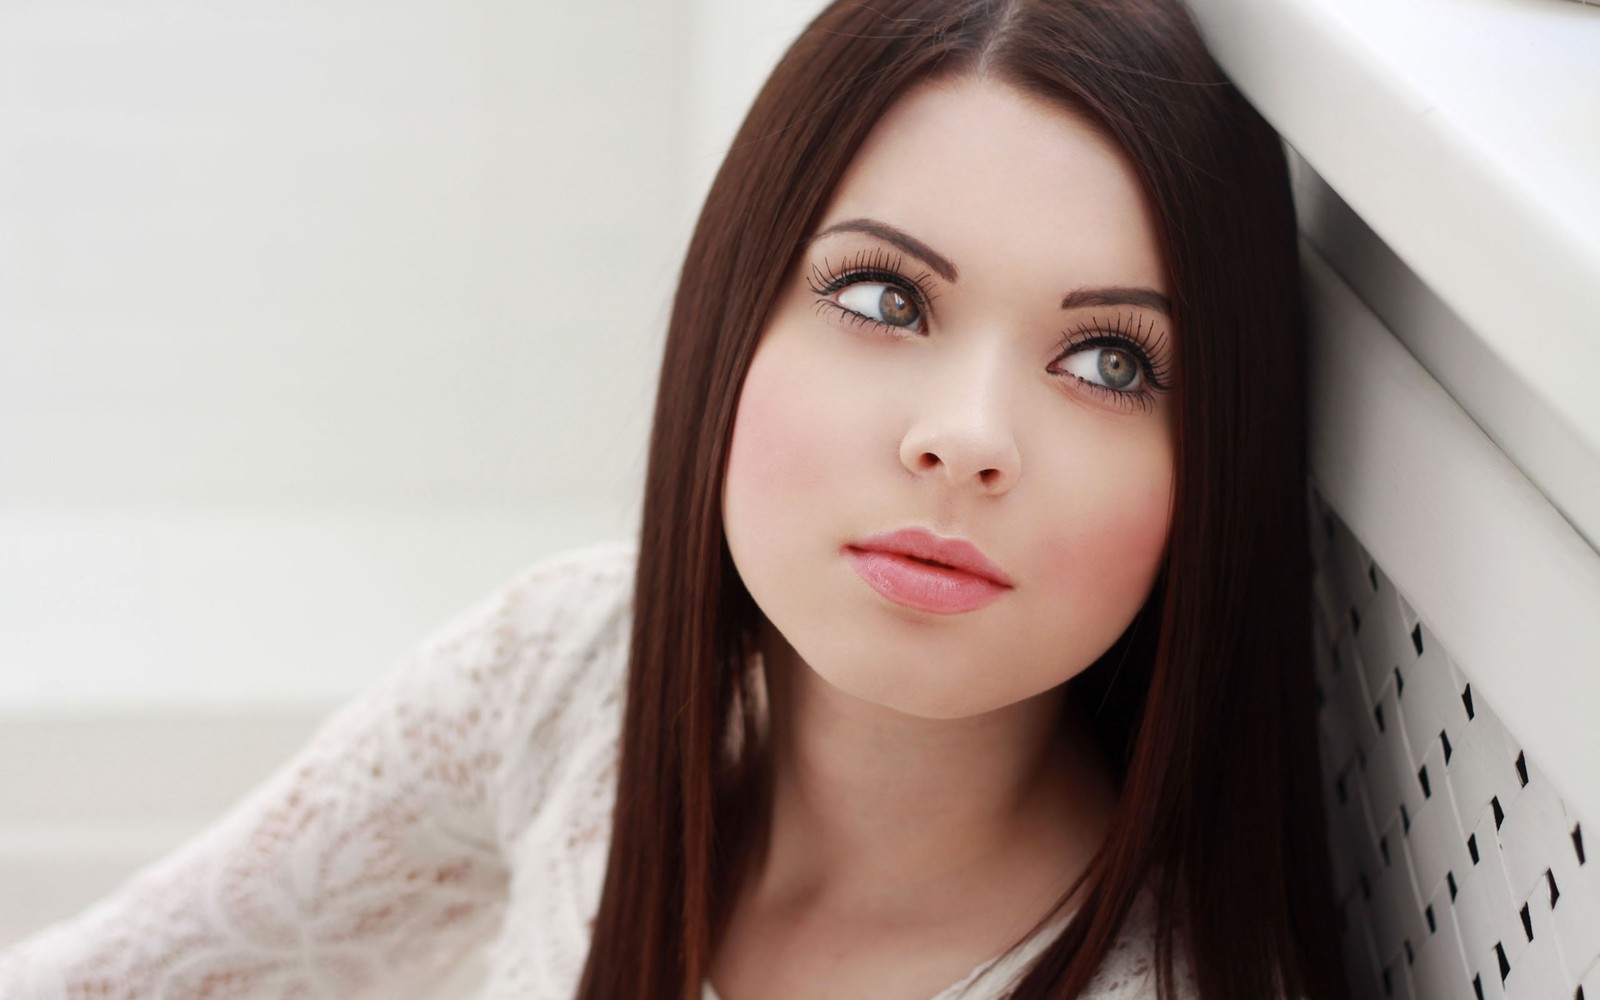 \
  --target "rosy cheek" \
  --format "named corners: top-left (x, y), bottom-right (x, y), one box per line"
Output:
top-left (725, 341), bottom-right (834, 514)
top-left (1037, 454), bottom-right (1173, 609)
